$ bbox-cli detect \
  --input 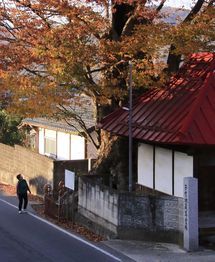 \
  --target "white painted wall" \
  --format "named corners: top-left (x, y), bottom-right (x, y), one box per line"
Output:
top-left (38, 128), bottom-right (86, 160)
top-left (155, 147), bottom-right (172, 195)
top-left (174, 152), bottom-right (193, 197)
top-left (138, 143), bottom-right (194, 197)
top-left (57, 132), bottom-right (70, 160)
top-left (44, 129), bottom-right (57, 157)
top-left (45, 129), bottom-right (56, 138)
top-left (70, 135), bottom-right (85, 160)
top-left (39, 128), bottom-right (44, 154)
top-left (138, 143), bottom-right (153, 188)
